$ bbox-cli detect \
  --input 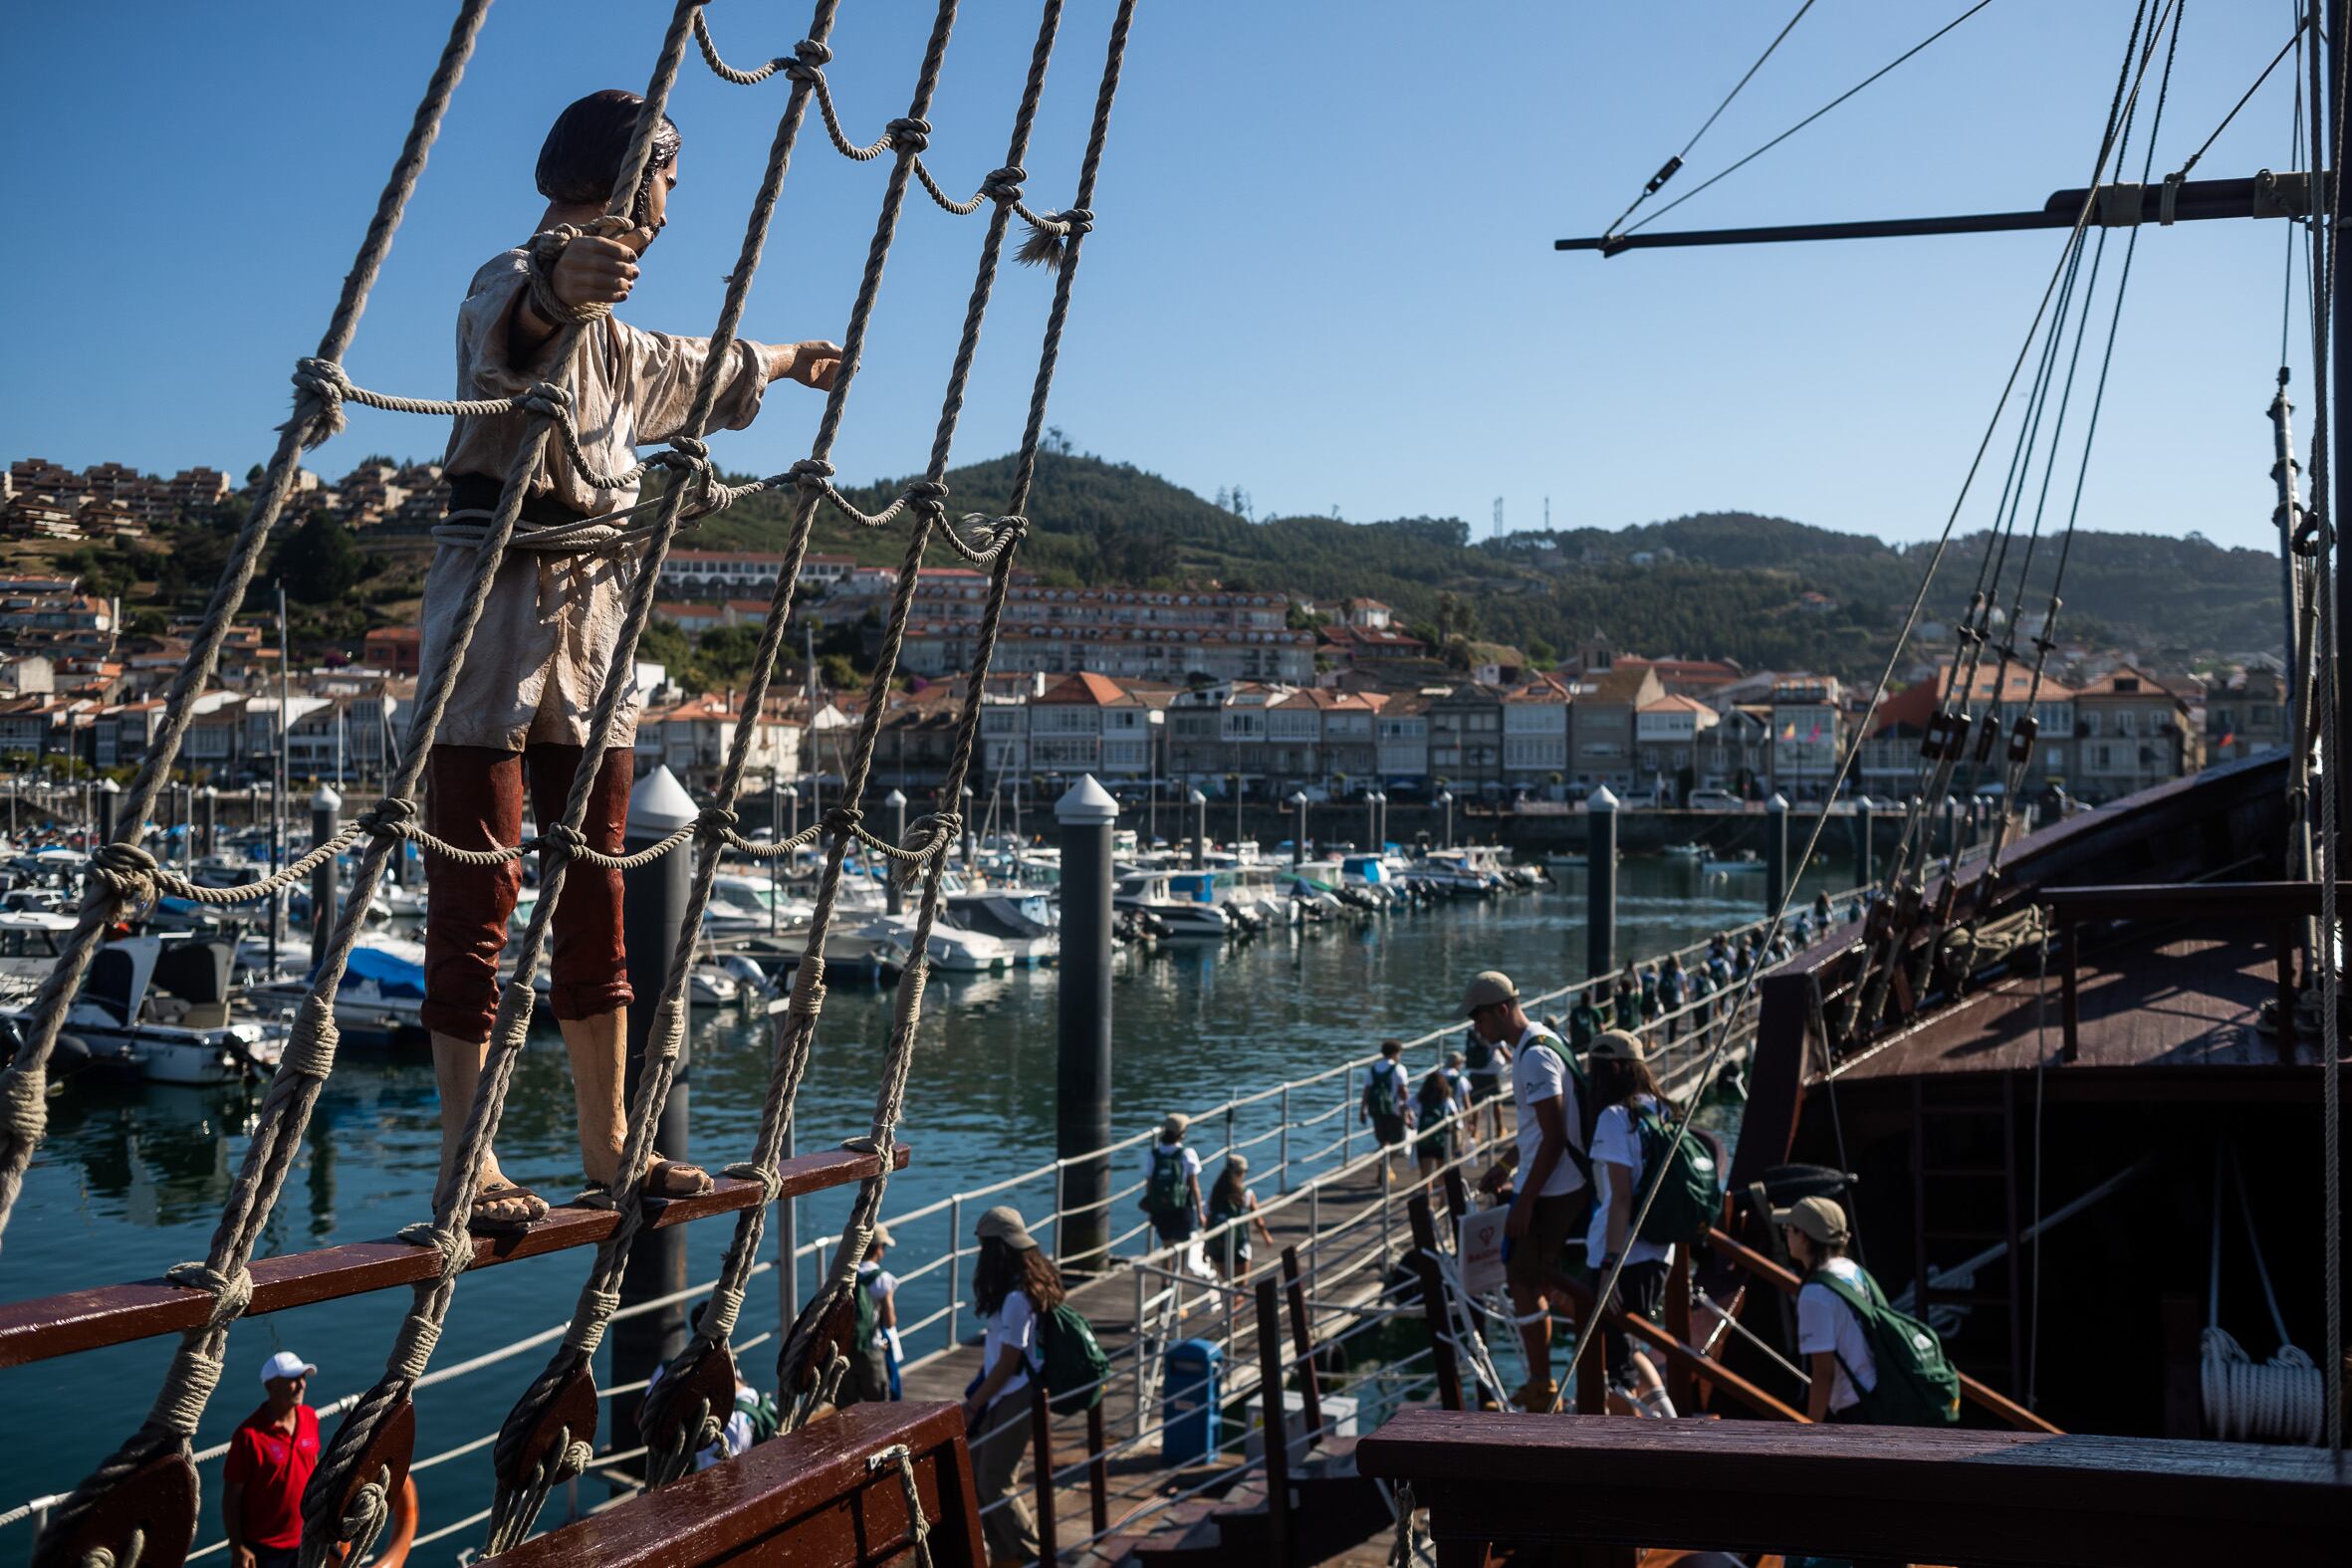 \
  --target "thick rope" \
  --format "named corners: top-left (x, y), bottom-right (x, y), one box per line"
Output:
top-left (869, 1445), bottom-right (936, 1568)
top-left (780, 0), bottom-right (1135, 1399)
top-left (290, 11), bottom-right (713, 1562)
top-left (0, 0), bottom-right (493, 1264)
